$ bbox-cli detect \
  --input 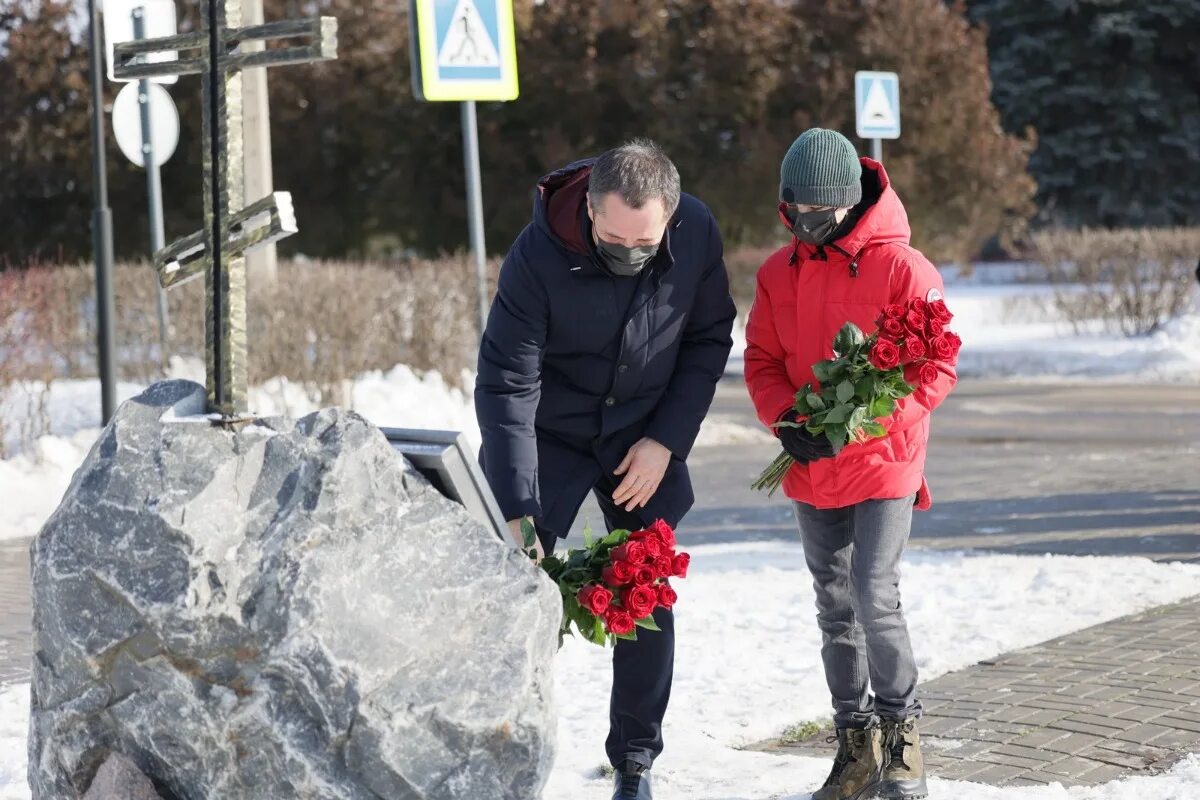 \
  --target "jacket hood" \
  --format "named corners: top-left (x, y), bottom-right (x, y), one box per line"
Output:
top-left (533, 158), bottom-right (593, 255)
top-left (786, 158), bottom-right (911, 260)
